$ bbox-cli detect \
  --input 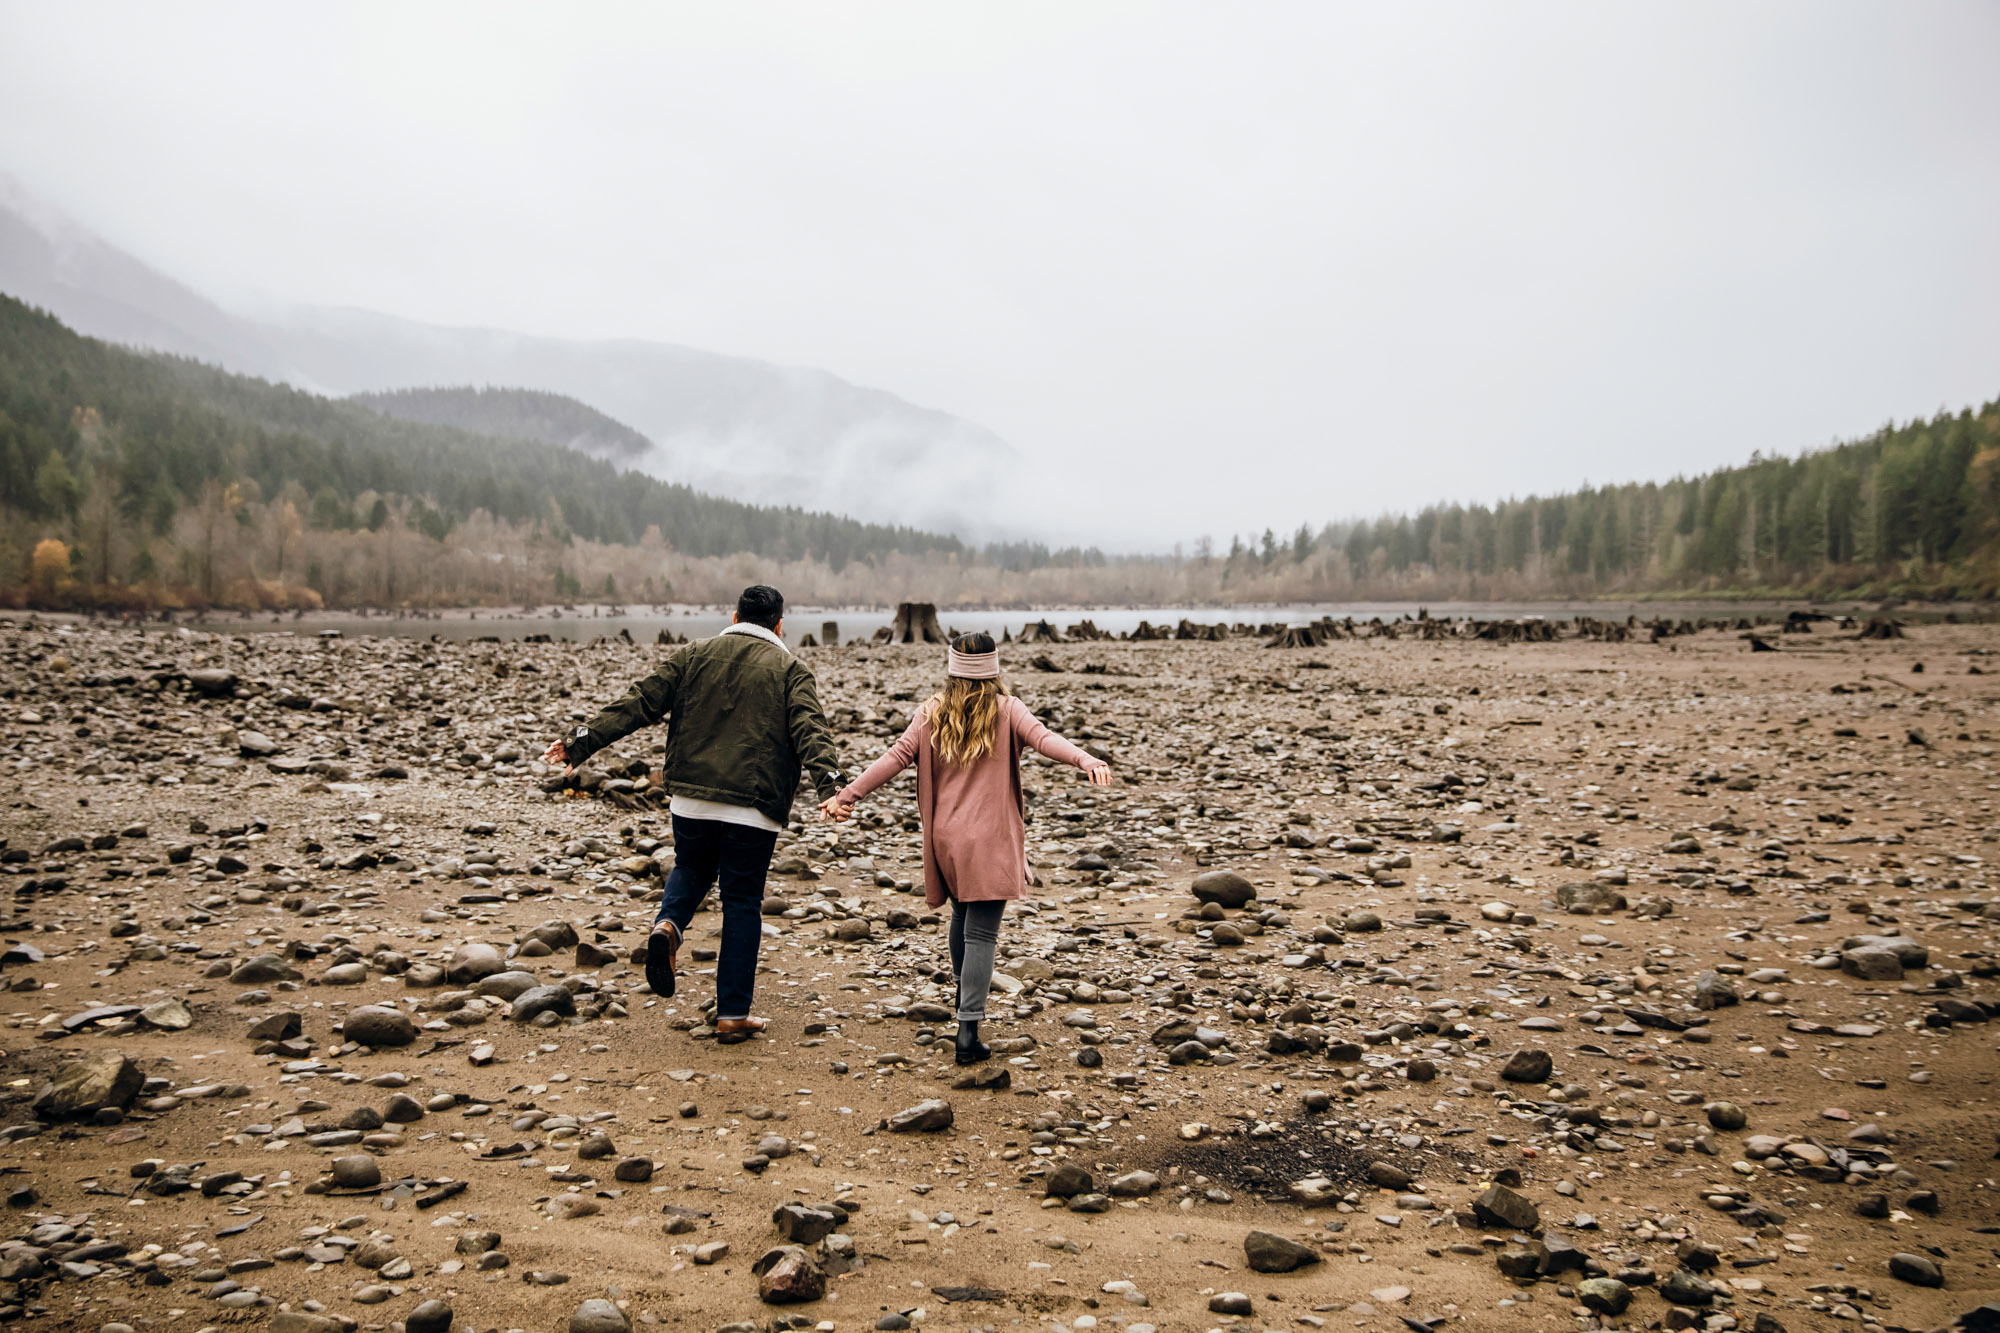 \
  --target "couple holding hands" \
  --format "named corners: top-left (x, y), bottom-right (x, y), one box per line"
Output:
top-left (543, 585), bottom-right (1110, 1064)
